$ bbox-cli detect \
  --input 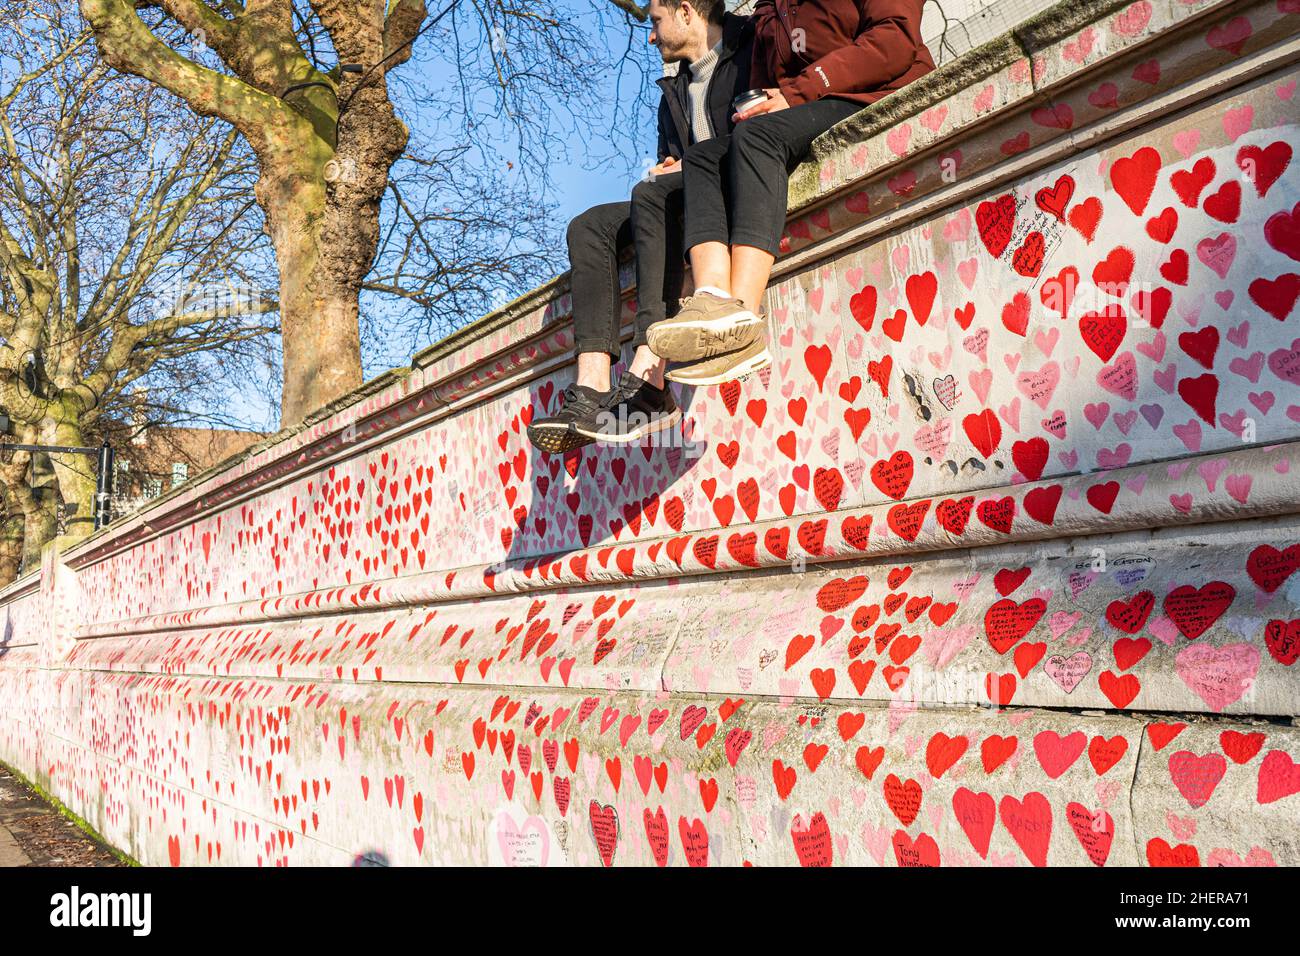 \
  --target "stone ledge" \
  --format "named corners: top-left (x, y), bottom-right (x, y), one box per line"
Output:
top-left (63, 440), bottom-right (1300, 641)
